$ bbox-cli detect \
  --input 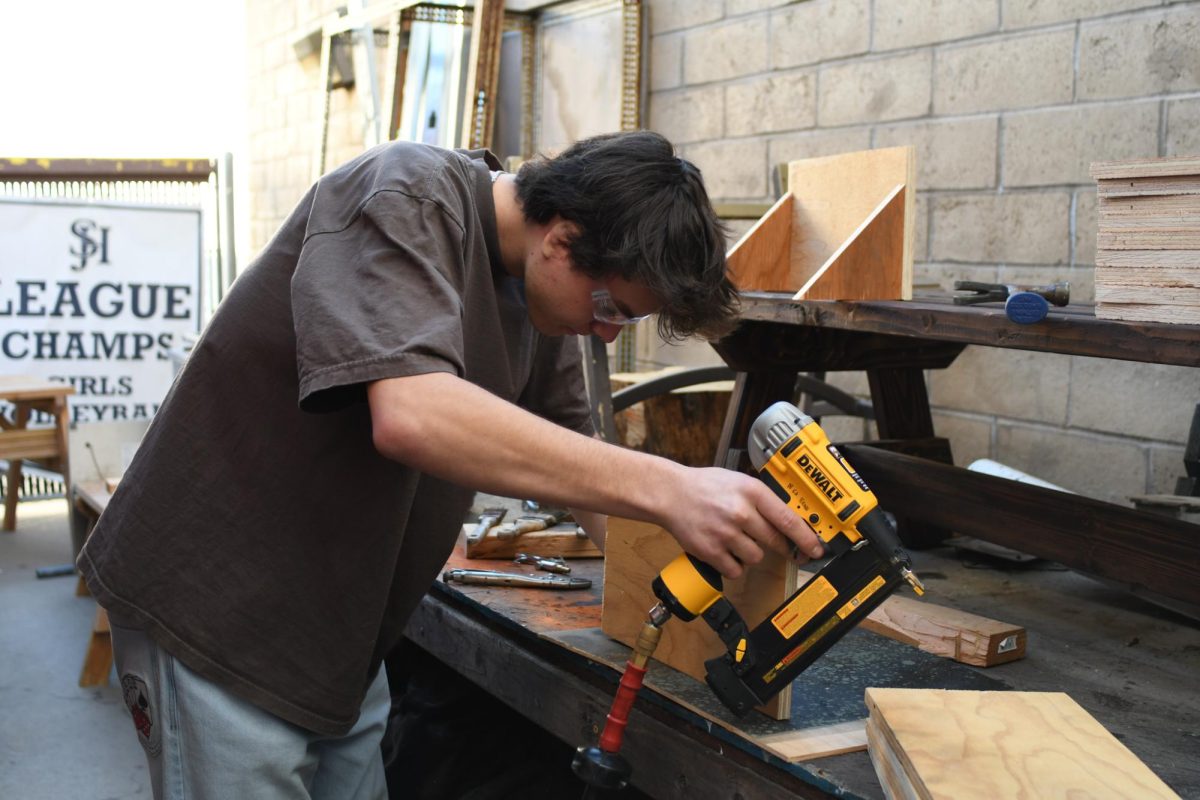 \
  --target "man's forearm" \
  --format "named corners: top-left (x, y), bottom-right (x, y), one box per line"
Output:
top-left (368, 372), bottom-right (823, 578)
top-left (368, 372), bottom-right (684, 525)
